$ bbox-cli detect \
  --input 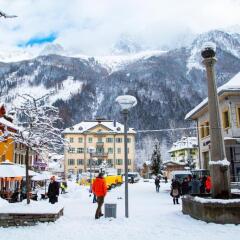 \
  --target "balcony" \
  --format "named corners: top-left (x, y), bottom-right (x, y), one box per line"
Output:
top-left (96, 141), bottom-right (104, 146)
top-left (92, 152), bottom-right (108, 158)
